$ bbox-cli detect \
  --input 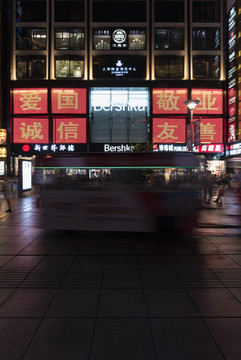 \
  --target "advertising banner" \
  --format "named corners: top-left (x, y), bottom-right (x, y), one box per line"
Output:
top-left (13, 117), bottom-right (49, 143)
top-left (53, 118), bottom-right (86, 143)
top-left (228, 121), bottom-right (236, 143)
top-left (13, 88), bottom-right (48, 114)
top-left (152, 88), bottom-right (188, 114)
top-left (191, 89), bottom-right (223, 115)
top-left (153, 118), bottom-right (186, 144)
top-left (52, 88), bottom-right (86, 114)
